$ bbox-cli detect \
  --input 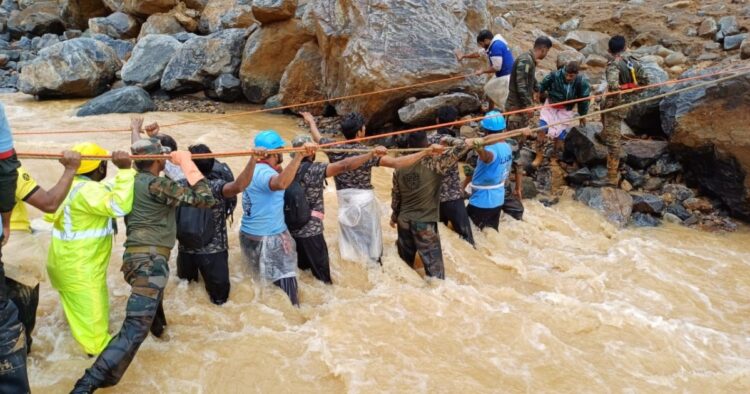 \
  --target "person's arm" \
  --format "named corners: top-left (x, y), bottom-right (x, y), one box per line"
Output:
top-left (301, 112), bottom-right (323, 144)
top-left (539, 73), bottom-right (553, 95)
top-left (78, 152), bottom-right (136, 217)
top-left (222, 155), bottom-right (258, 197)
top-left (390, 172), bottom-right (401, 228)
top-left (379, 149), bottom-right (430, 169)
top-left (325, 150), bottom-right (377, 178)
top-left (151, 151), bottom-right (217, 208)
top-left (472, 138), bottom-right (494, 164)
top-left (513, 163), bottom-right (523, 200)
top-left (130, 117), bottom-right (144, 144)
top-left (456, 49), bottom-right (482, 61)
top-left (423, 140), bottom-right (473, 175)
top-left (269, 143), bottom-right (318, 191)
top-left (25, 151), bottom-right (81, 213)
